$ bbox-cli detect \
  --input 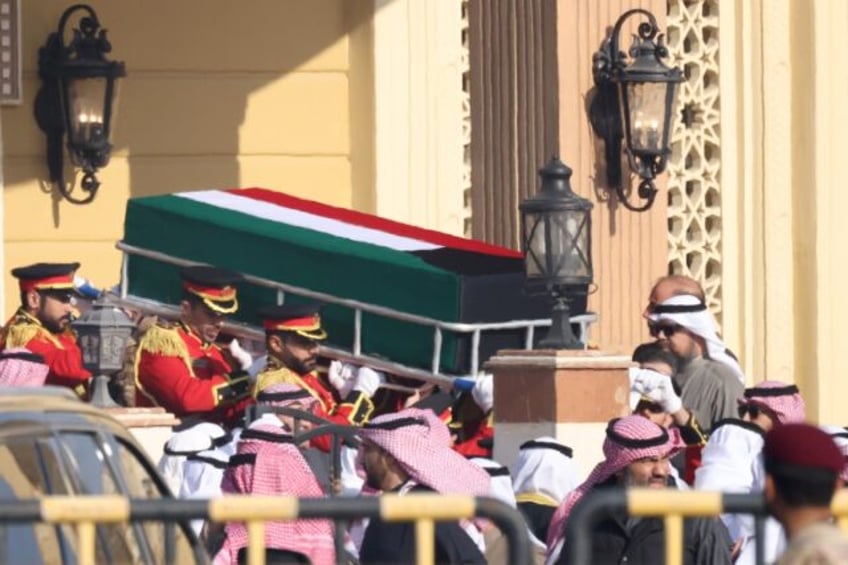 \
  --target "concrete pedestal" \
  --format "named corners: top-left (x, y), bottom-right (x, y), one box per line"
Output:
top-left (105, 407), bottom-right (180, 464)
top-left (486, 349), bottom-right (632, 479)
